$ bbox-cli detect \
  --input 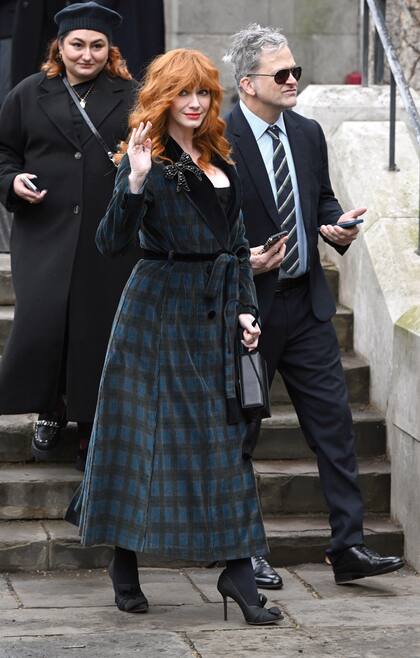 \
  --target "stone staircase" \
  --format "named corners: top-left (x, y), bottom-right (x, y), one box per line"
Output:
top-left (0, 254), bottom-right (404, 570)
